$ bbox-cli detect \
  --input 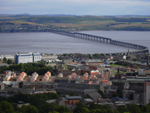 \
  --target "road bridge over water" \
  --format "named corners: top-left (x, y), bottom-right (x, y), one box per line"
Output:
top-left (50, 30), bottom-right (149, 55)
